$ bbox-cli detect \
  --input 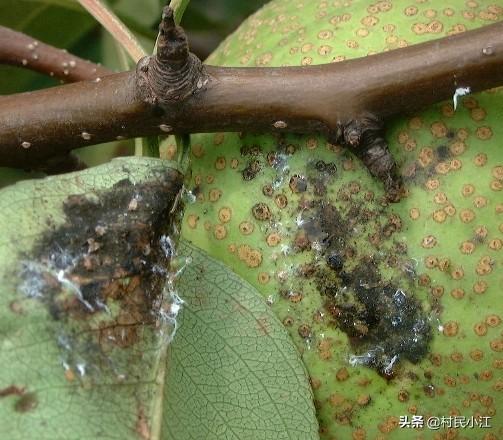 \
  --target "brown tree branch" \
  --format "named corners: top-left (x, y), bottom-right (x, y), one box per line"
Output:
top-left (0, 26), bottom-right (112, 83)
top-left (0, 8), bottom-right (502, 198)
top-left (0, 27), bottom-right (112, 174)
